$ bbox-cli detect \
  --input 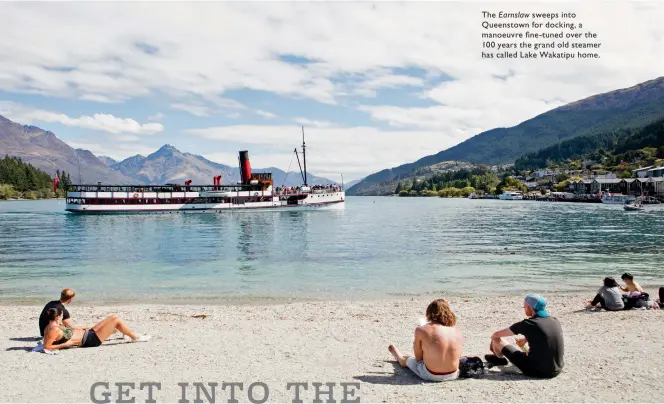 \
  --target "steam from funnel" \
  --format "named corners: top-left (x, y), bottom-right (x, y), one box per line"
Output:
top-left (239, 150), bottom-right (251, 184)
